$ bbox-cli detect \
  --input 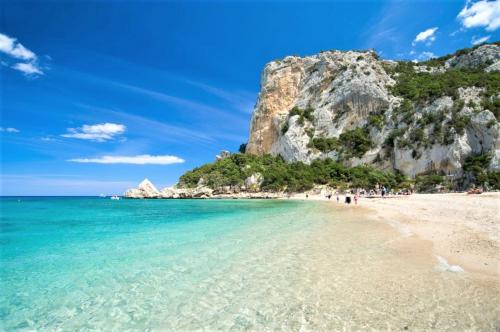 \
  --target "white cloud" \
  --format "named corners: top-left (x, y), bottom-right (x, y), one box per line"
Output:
top-left (472, 35), bottom-right (491, 45)
top-left (61, 123), bottom-right (125, 142)
top-left (0, 33), bottom-right (36, 60)
top-left (0, 127), bottom-right (20, 133)
top-left (0, 32), bottom-right (43, 76)
top-left (458, 0), bottom-right (500, 31)
top-left (68, 154), bottom-right (185, 165)
top-left (12, 62), bottom-right (43, 75)
top-left (413, 27), bottom-right (438, 46)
